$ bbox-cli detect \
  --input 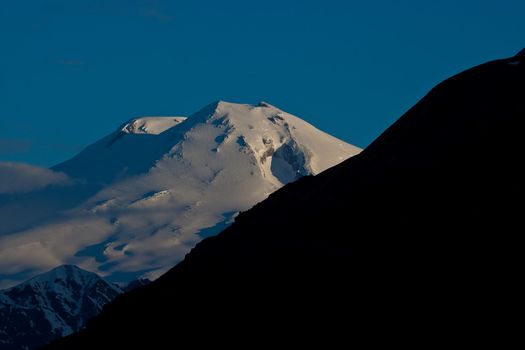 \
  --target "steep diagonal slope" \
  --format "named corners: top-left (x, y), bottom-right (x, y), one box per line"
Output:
top-left (48, 51), bottom-right (525, 348)
top-left (0, 265), bottom-right (121, 350)
top-left (0, 102), bottom-right (360, 287)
